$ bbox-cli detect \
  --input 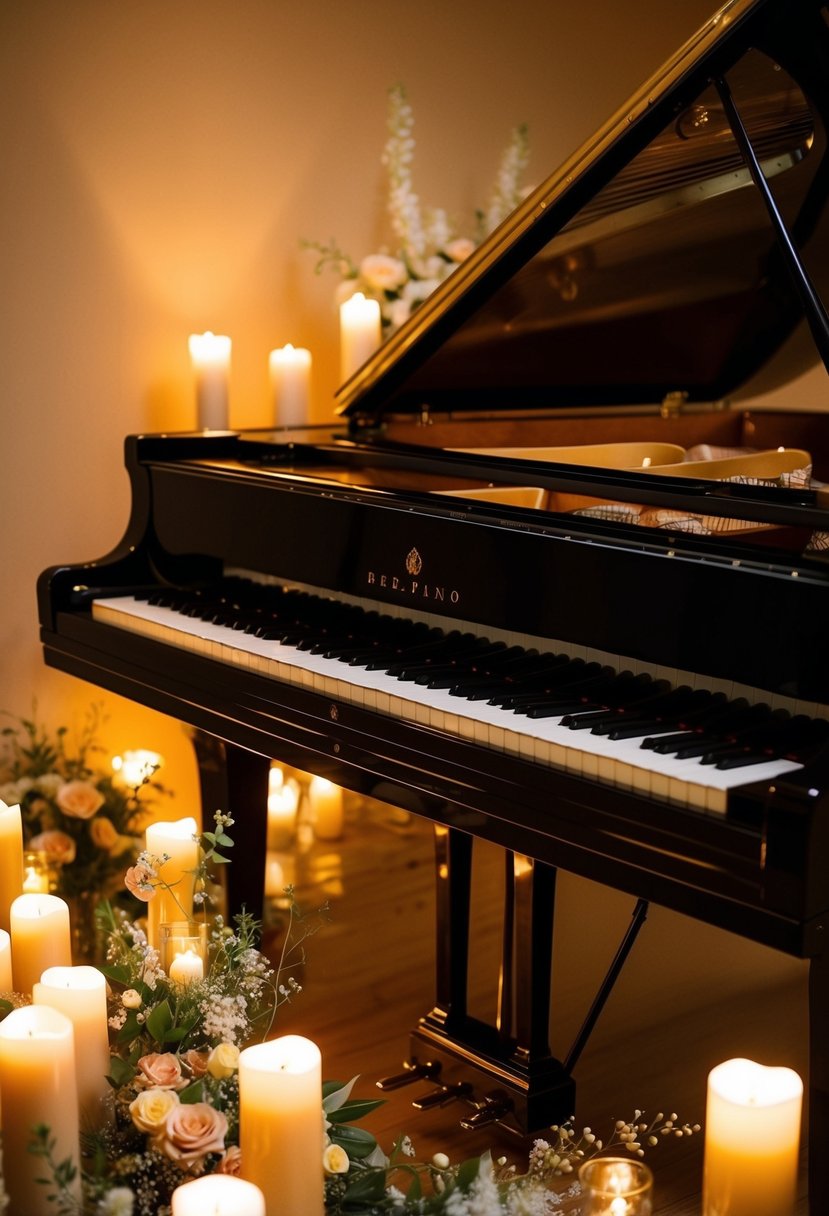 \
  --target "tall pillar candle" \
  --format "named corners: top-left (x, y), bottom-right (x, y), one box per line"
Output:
top-left (10, 892), bottom-right (72, 994)
top-left (0, 800), bottom-right (24, 934)
top-left (310, 776), bottom-right (344, 840)
top-left (339, 292), bottom-right (381, 381)
top-left (172, 1174), bottom-right (266, 1215)
top-left (703, 1057), bottom-right (802, 1216)
top-left (145, 817), bottom-right (200, 951)
top-left (34, 965), bottom-right (111, 1128)
top-left (0, 1005), bottom-right (81, 1215)
top-left (270, 344), bottom-right (312, 428)
top-left (239, 1033), bottom-right (324, 1216)
top-left (189, 331), bottom-right (231, 429)
top-left (0, 929), bottom-right (11, 991)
